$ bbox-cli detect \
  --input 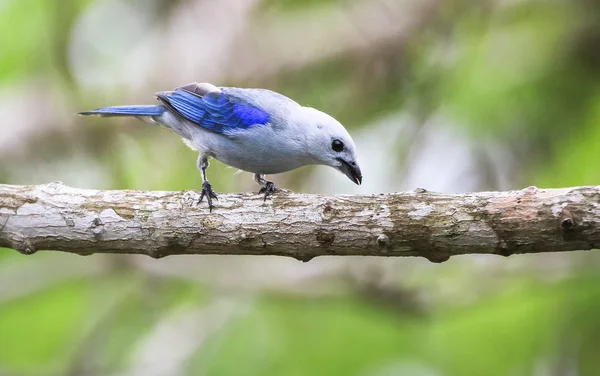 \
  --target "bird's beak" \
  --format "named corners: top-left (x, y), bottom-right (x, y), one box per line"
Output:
top-left (337, 158), bottom-right (362, 185)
